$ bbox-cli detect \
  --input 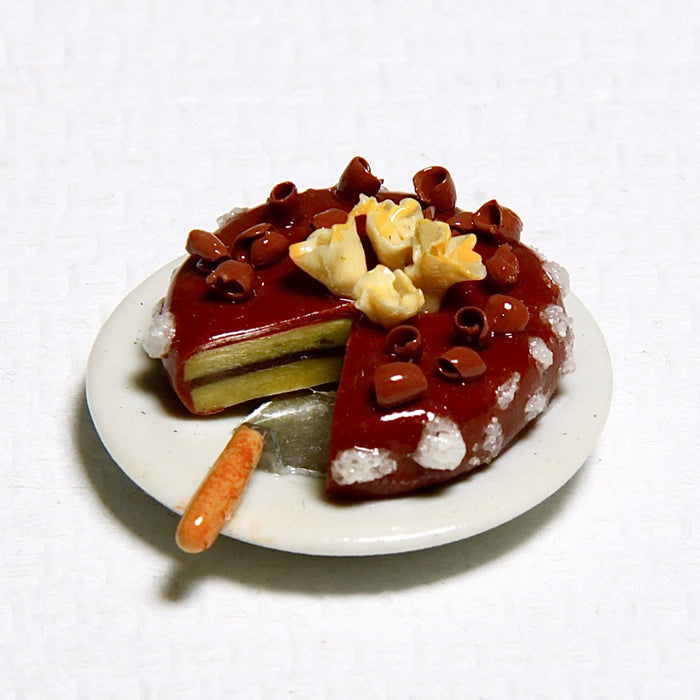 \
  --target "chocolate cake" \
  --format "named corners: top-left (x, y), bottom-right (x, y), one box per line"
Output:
top-left (146, 157), bottom-right (574, 498)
